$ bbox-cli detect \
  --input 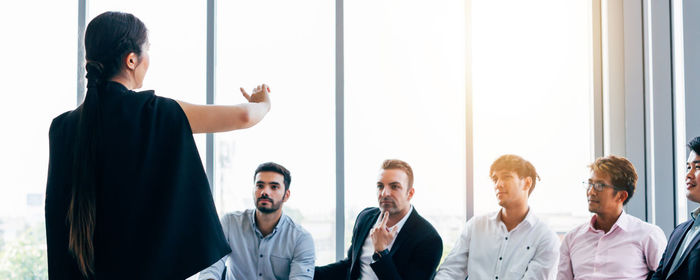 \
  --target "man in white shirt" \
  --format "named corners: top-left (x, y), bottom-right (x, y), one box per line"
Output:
top-left (435, 154), bottom-right (559, 280)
